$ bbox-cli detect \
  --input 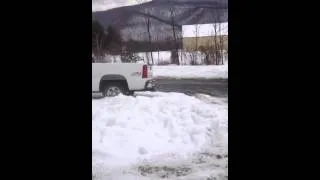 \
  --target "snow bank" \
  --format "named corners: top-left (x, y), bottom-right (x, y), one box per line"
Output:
top-left (153, 63), bottom-right (228, 79)
top-left (92, 92), bottom-right (228, 179)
